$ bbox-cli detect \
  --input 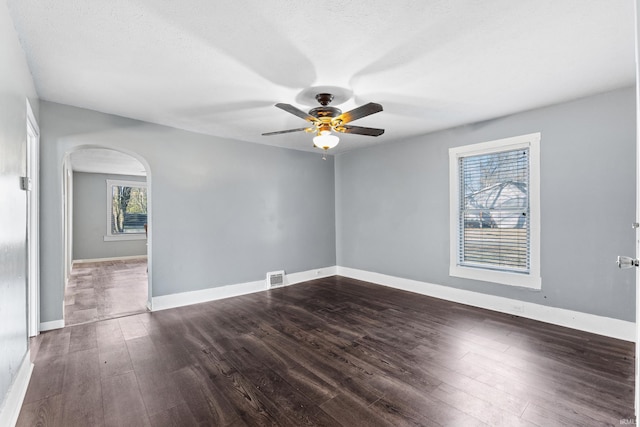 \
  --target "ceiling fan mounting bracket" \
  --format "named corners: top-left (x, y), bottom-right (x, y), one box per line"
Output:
top-left (315, 93), bottom-right (334, 106)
